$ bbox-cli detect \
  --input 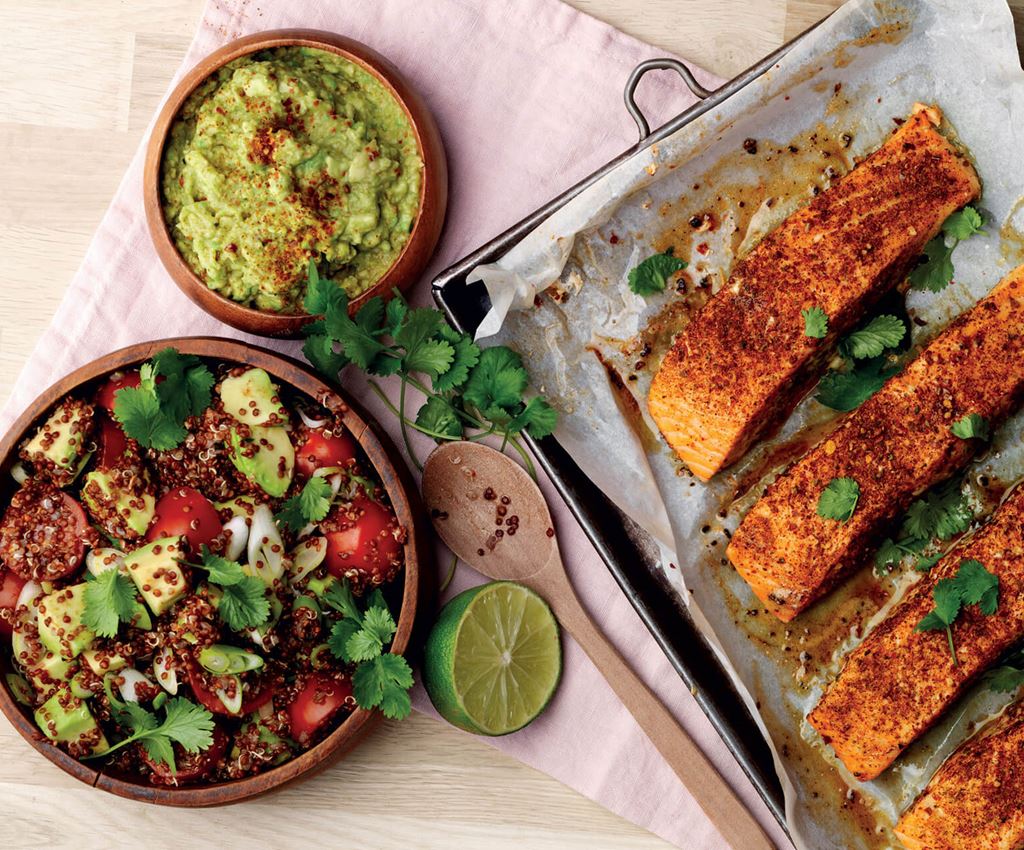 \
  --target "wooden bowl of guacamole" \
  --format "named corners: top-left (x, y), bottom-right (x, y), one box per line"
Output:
top-left (145, 31), bottom-right (448, 339)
